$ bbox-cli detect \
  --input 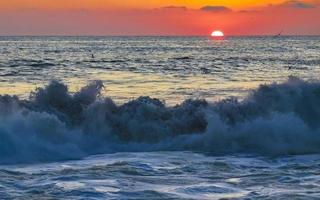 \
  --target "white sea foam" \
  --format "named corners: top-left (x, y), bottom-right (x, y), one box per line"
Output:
top-left (1, 77), bottom-right (320, 164)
